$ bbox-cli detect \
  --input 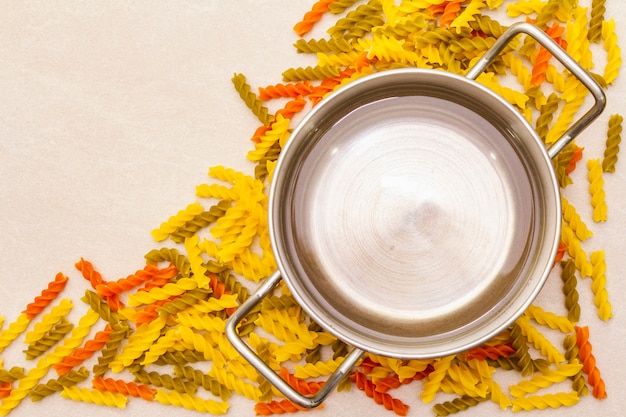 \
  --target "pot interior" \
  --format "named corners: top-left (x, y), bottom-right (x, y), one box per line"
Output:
top-left (269, 69), bottom-right (560, 358)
